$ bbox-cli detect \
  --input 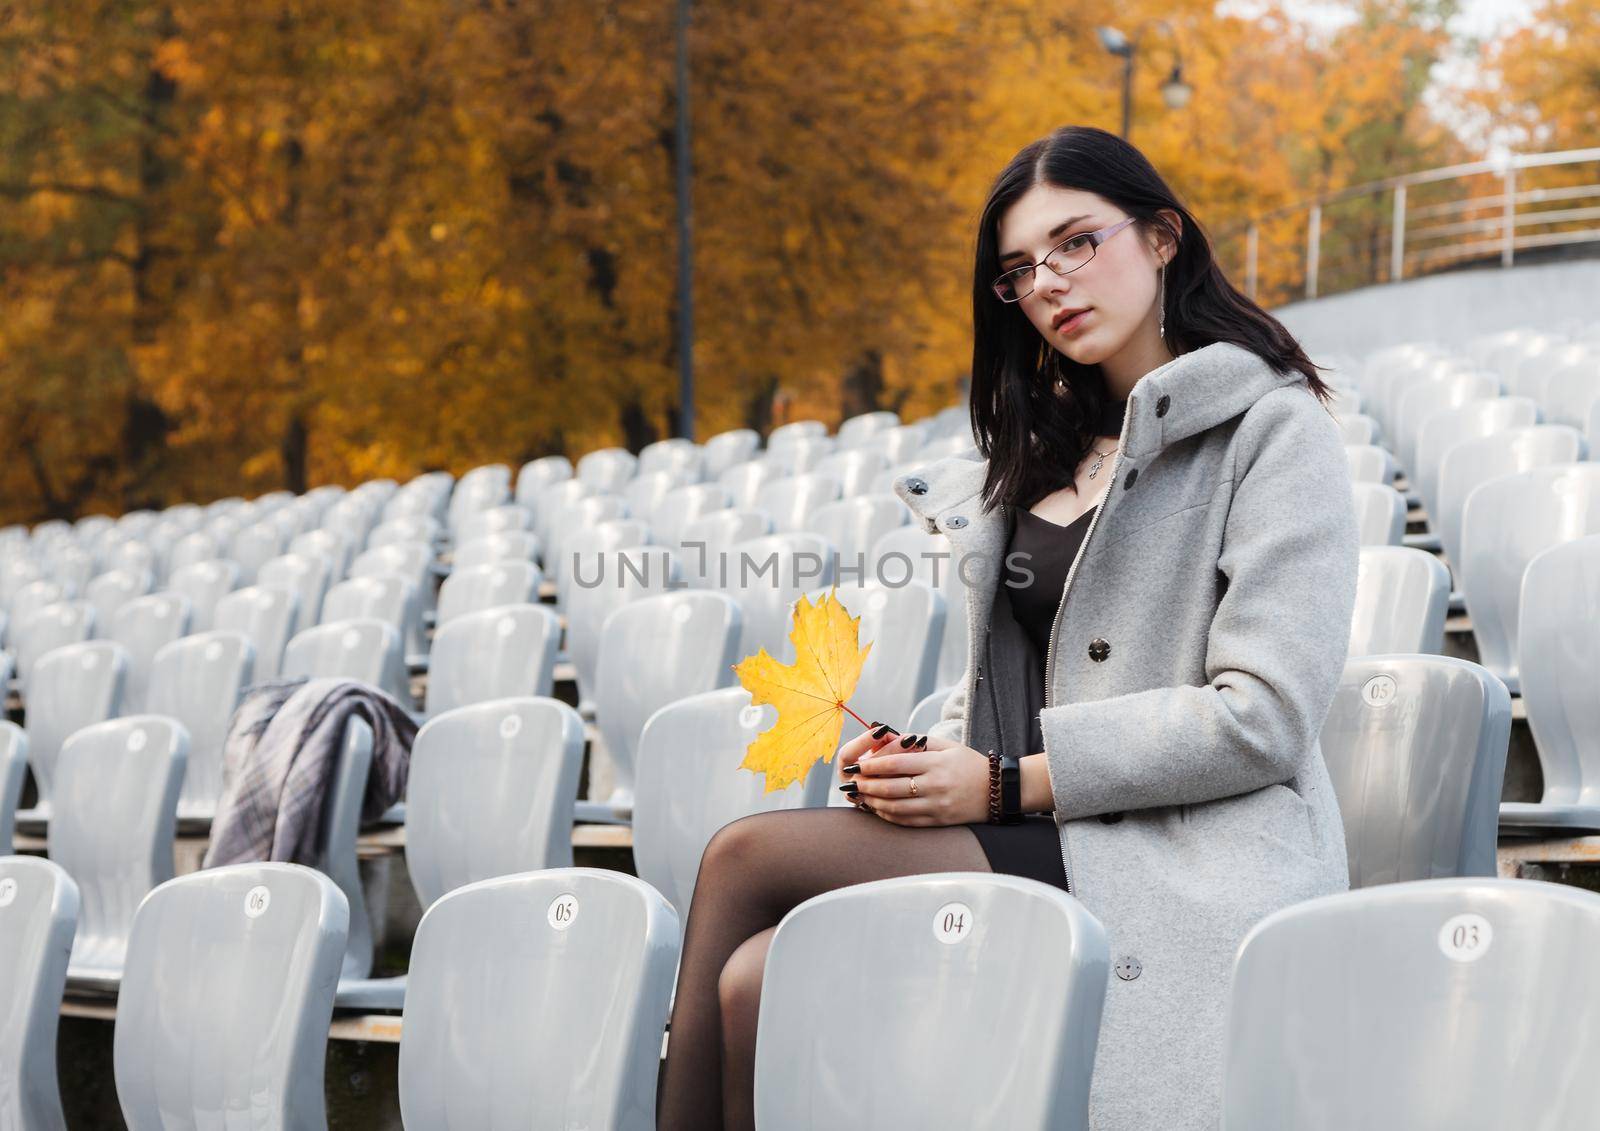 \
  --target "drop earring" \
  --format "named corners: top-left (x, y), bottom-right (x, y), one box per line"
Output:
top-left (1158, 261), bottom-right (1167, 342)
